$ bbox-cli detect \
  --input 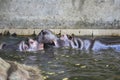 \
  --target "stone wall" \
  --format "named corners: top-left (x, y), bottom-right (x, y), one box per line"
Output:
top-left (0, 0), bottom-right (120, 29)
